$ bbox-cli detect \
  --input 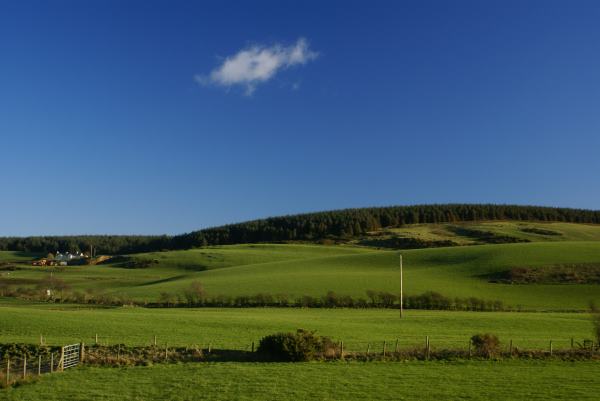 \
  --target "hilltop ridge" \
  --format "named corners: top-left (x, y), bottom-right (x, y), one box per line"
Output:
top-left (1, 204), bottom-right (599, 254)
